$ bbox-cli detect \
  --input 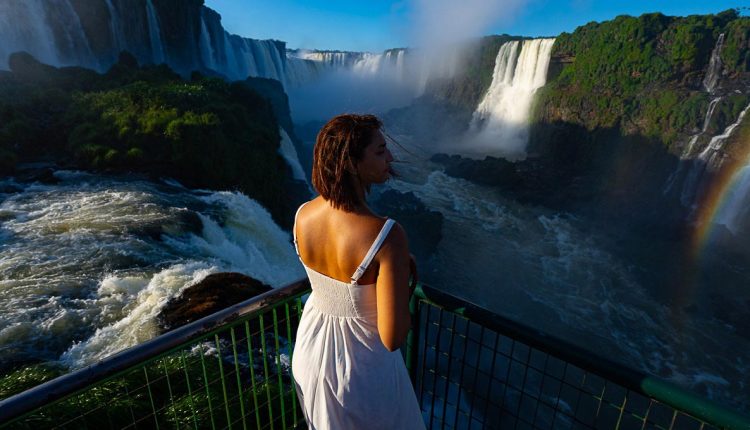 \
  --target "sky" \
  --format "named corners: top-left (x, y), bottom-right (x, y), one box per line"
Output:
top-left (204, 0), bottom-right (746, 53)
